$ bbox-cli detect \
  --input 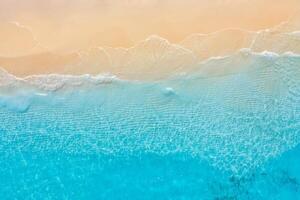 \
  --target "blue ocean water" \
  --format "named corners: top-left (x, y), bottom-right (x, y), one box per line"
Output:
top-left (1, 53), bottom-right (300, 199)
